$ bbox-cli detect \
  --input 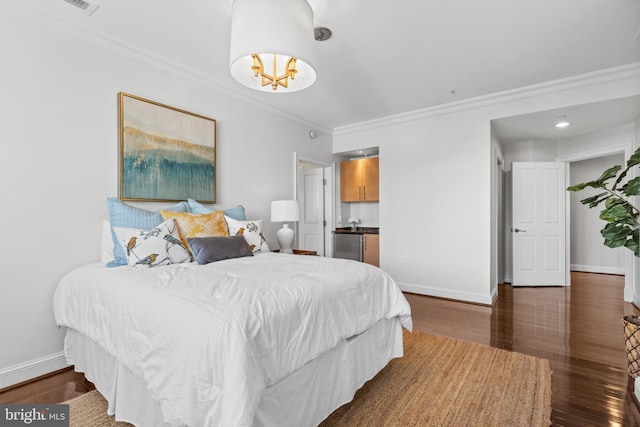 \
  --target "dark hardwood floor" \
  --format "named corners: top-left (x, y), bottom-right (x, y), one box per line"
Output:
top-left (1, 271), bottom-right (639, 426)
top-left (0, 367), bottom-right (93, 404)
top-left (405, 271), bottom-right (640, 426)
